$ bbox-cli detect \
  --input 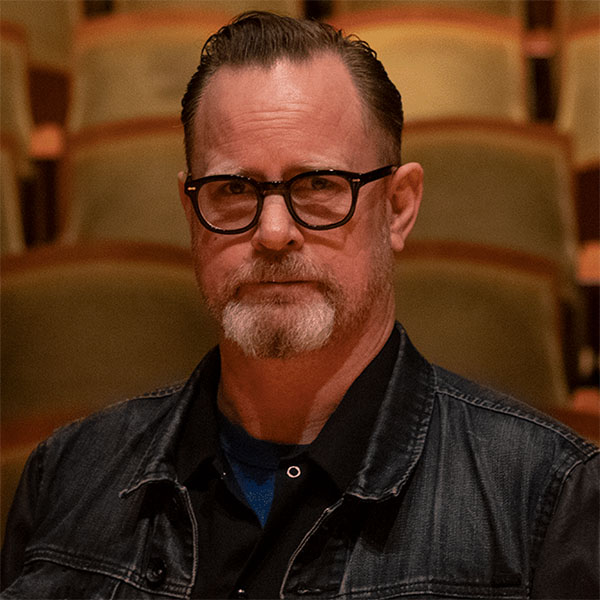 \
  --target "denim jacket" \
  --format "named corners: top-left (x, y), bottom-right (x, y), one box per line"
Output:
top-left (2, 325), bottom-right (598, 599)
